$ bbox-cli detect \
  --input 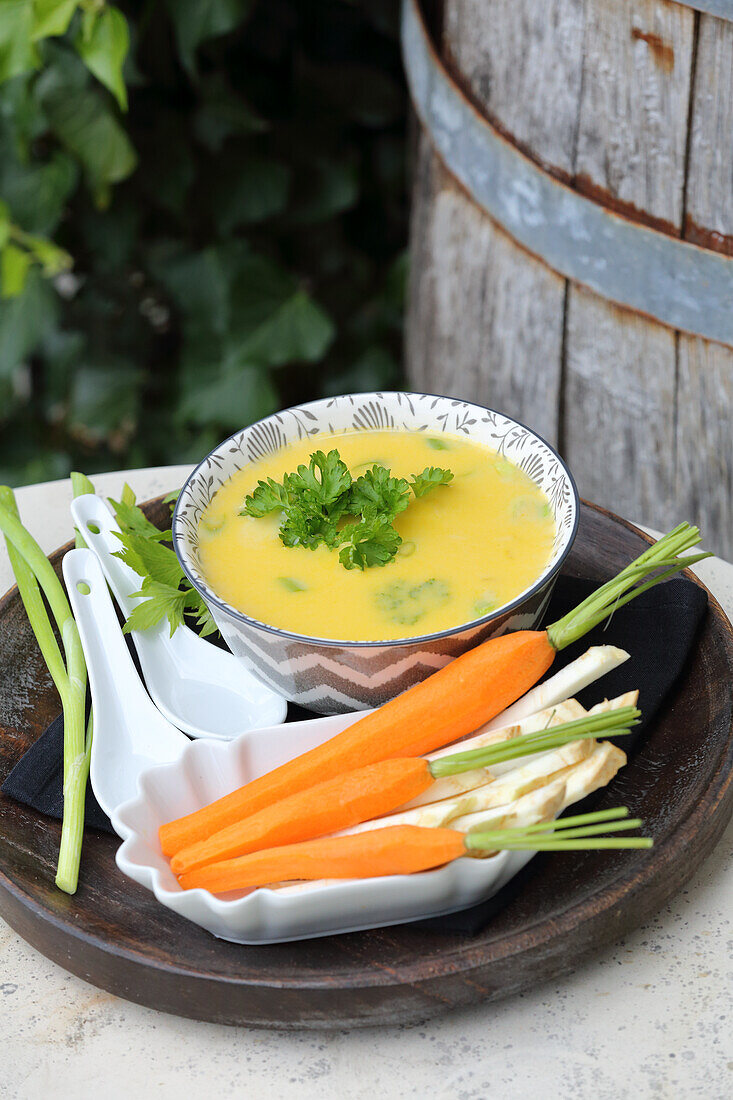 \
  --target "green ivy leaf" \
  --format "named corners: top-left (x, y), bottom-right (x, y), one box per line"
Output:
top-left (0, 66), bottom-right (48, 158)
top-left (0, 199), bottom-right (9, 249)
top-left (323, 348), bottom-right (399, 397)
top-left (75, 5), bottom-right (129, 111)
top-left (193, 73), bottom-right (266, 151)
top-left (0, 1), bottom-right (39, 84)
top-left (1, 242), bottom-right (31, 297)
top-left (32, 0), bottom-right (79, 40)
top-left (178, 363), bottom-right (278, 428)
top-left (0, 149), bottom-right (78, 235)
top-left (238, 289), bottom-right (335, 367)
top-left (76, 196), bottom-right (139, 271)
top-left (289, 156), bottom-right (359, 226)
top-left (23, 232), bottom-right (71, 275)
top-left (40, 78), bottom-right (137, 198)
top-left (0, 268), bottom-right (57, 376)
top-left (211, 155), bottom-right (290, 233)
top-left (67, 361), bottom-right (141, 439)
top-left (228, 252), bottom-right (297, 334)
top-left (150, 244), bottom-right (235, 336)
top-left (134, 108), bottom-right (193, 215)
top-left (164, 0), bottom-right (254, 75)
